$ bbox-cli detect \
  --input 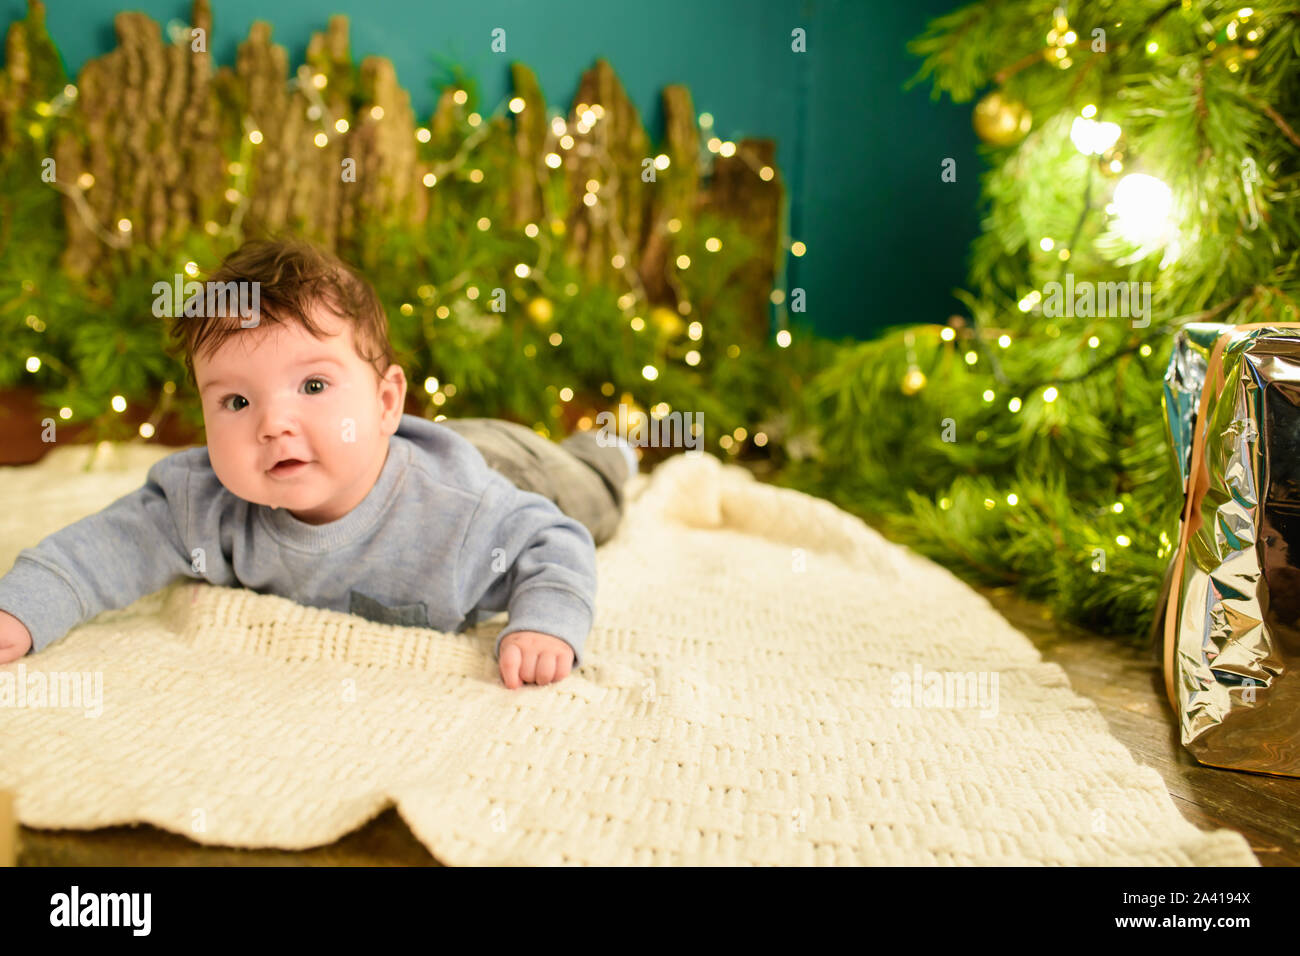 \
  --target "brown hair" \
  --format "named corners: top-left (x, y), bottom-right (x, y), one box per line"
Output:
top-left (167, 235), bottom-right (396, 389)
